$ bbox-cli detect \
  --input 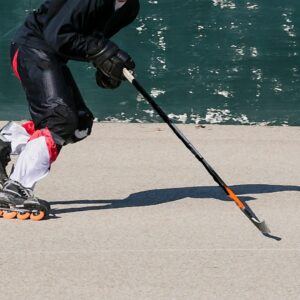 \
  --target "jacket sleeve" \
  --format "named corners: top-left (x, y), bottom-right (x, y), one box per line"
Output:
top-left (43, 0), bottom-right (104, 60)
